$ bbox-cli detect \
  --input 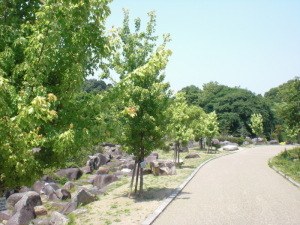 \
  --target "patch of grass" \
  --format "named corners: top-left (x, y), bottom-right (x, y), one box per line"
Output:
top-left (270, 147), bottom-right (300, 183)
